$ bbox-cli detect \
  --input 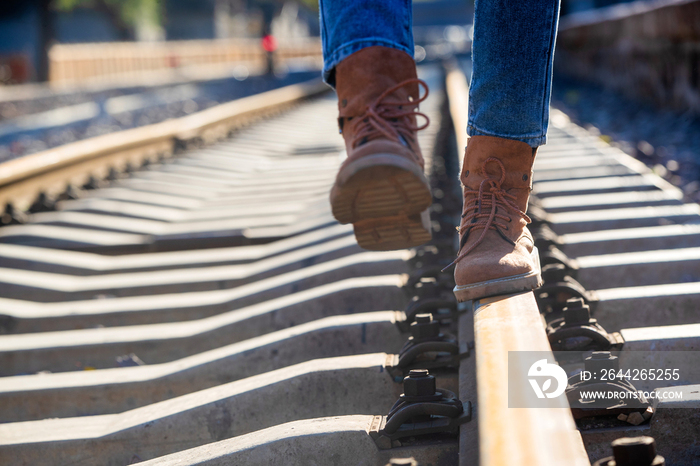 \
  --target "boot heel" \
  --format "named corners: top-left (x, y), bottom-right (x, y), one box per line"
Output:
top-left (330, 153), bottom-right (432, 225)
